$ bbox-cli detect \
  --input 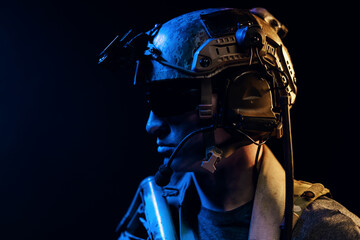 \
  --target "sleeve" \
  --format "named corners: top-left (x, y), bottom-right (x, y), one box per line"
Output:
top-left (292, 197), bottom-right (360, 240)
